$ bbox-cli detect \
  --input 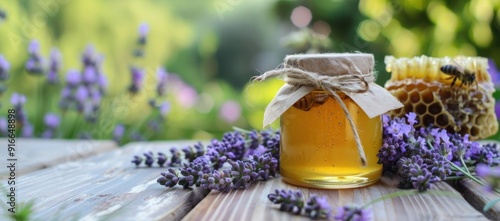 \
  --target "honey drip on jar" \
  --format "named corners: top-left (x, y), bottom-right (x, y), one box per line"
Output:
top-left (280, 91), bottom-right (382, 189)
